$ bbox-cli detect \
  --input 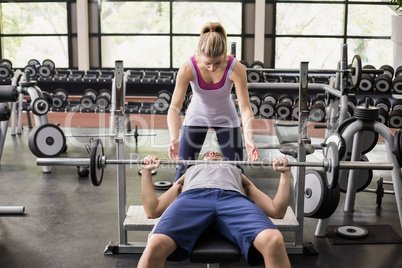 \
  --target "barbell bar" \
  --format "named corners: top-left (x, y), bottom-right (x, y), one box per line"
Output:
top-left (36, 140), bottom-right (394, 187)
